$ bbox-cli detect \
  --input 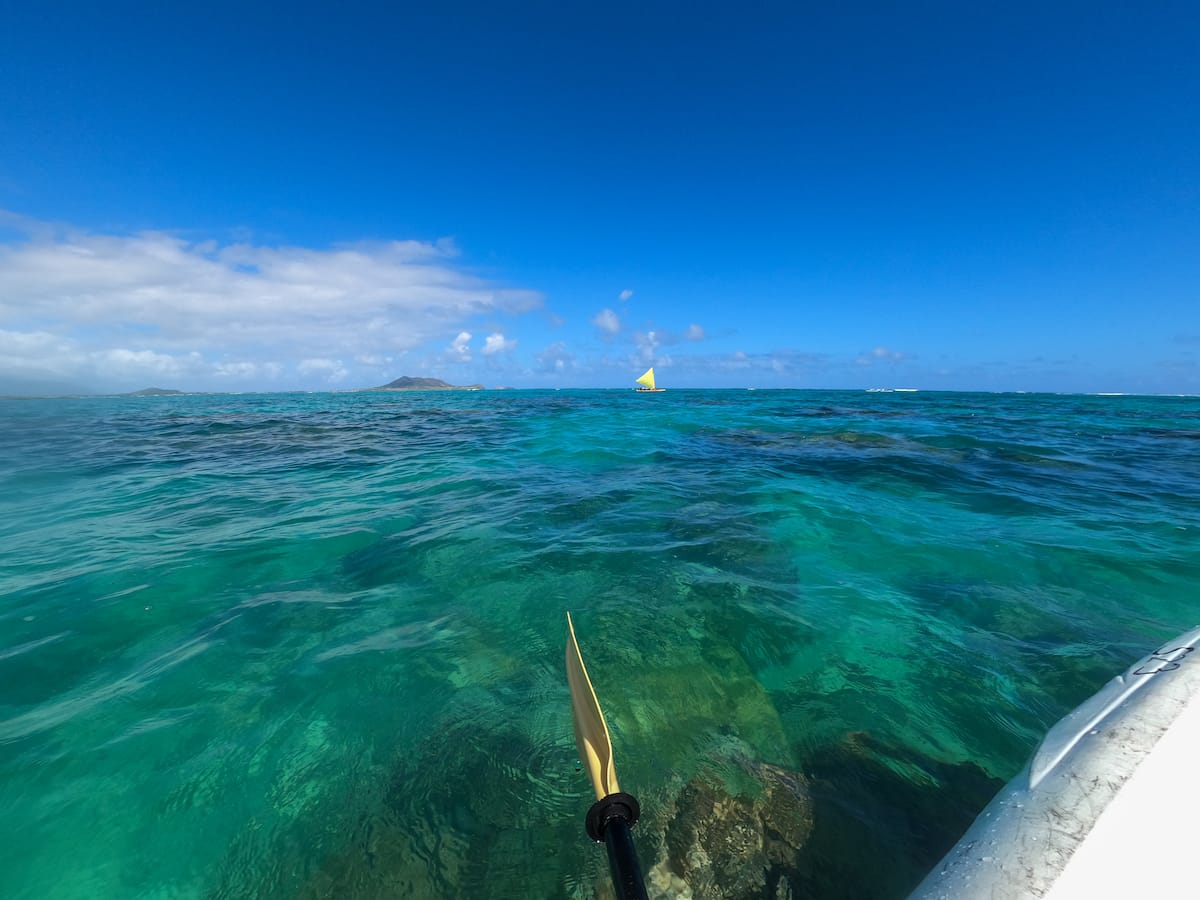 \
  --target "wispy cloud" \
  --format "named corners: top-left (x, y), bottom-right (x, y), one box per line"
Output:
top-left (633, 329), bottom-right (661, 363)
top-left (618, 289), bottom-right (633, 302)
top-left (855, 346), bottom-right (912, 365)
top-left (0, 215), bottom-right (541, 391)
top-left (297, 357), bottom-right (349, 382)
top-left (536, 341), bottom-right (575, 374)
top-left (684, 348), bottom-right (828, 375)
top-left (627, 323), bottom-right (706, 350)
top-left (592, 308), bottom-right (620, 334)
top-left (514, 339), bottom-right (847, 387)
